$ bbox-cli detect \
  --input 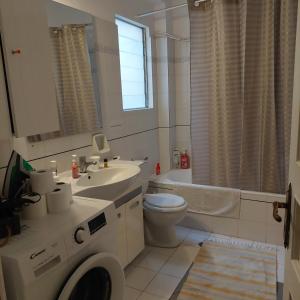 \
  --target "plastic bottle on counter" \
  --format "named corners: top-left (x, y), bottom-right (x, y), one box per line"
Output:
top-left (71, 155), bottom-right (80, 179)
top-left (172, 149), bottom-right (181, 169)
top-left (155, 163), bottom-right (161, 175)
top-left (180, 150), bottom-right (190, 169)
